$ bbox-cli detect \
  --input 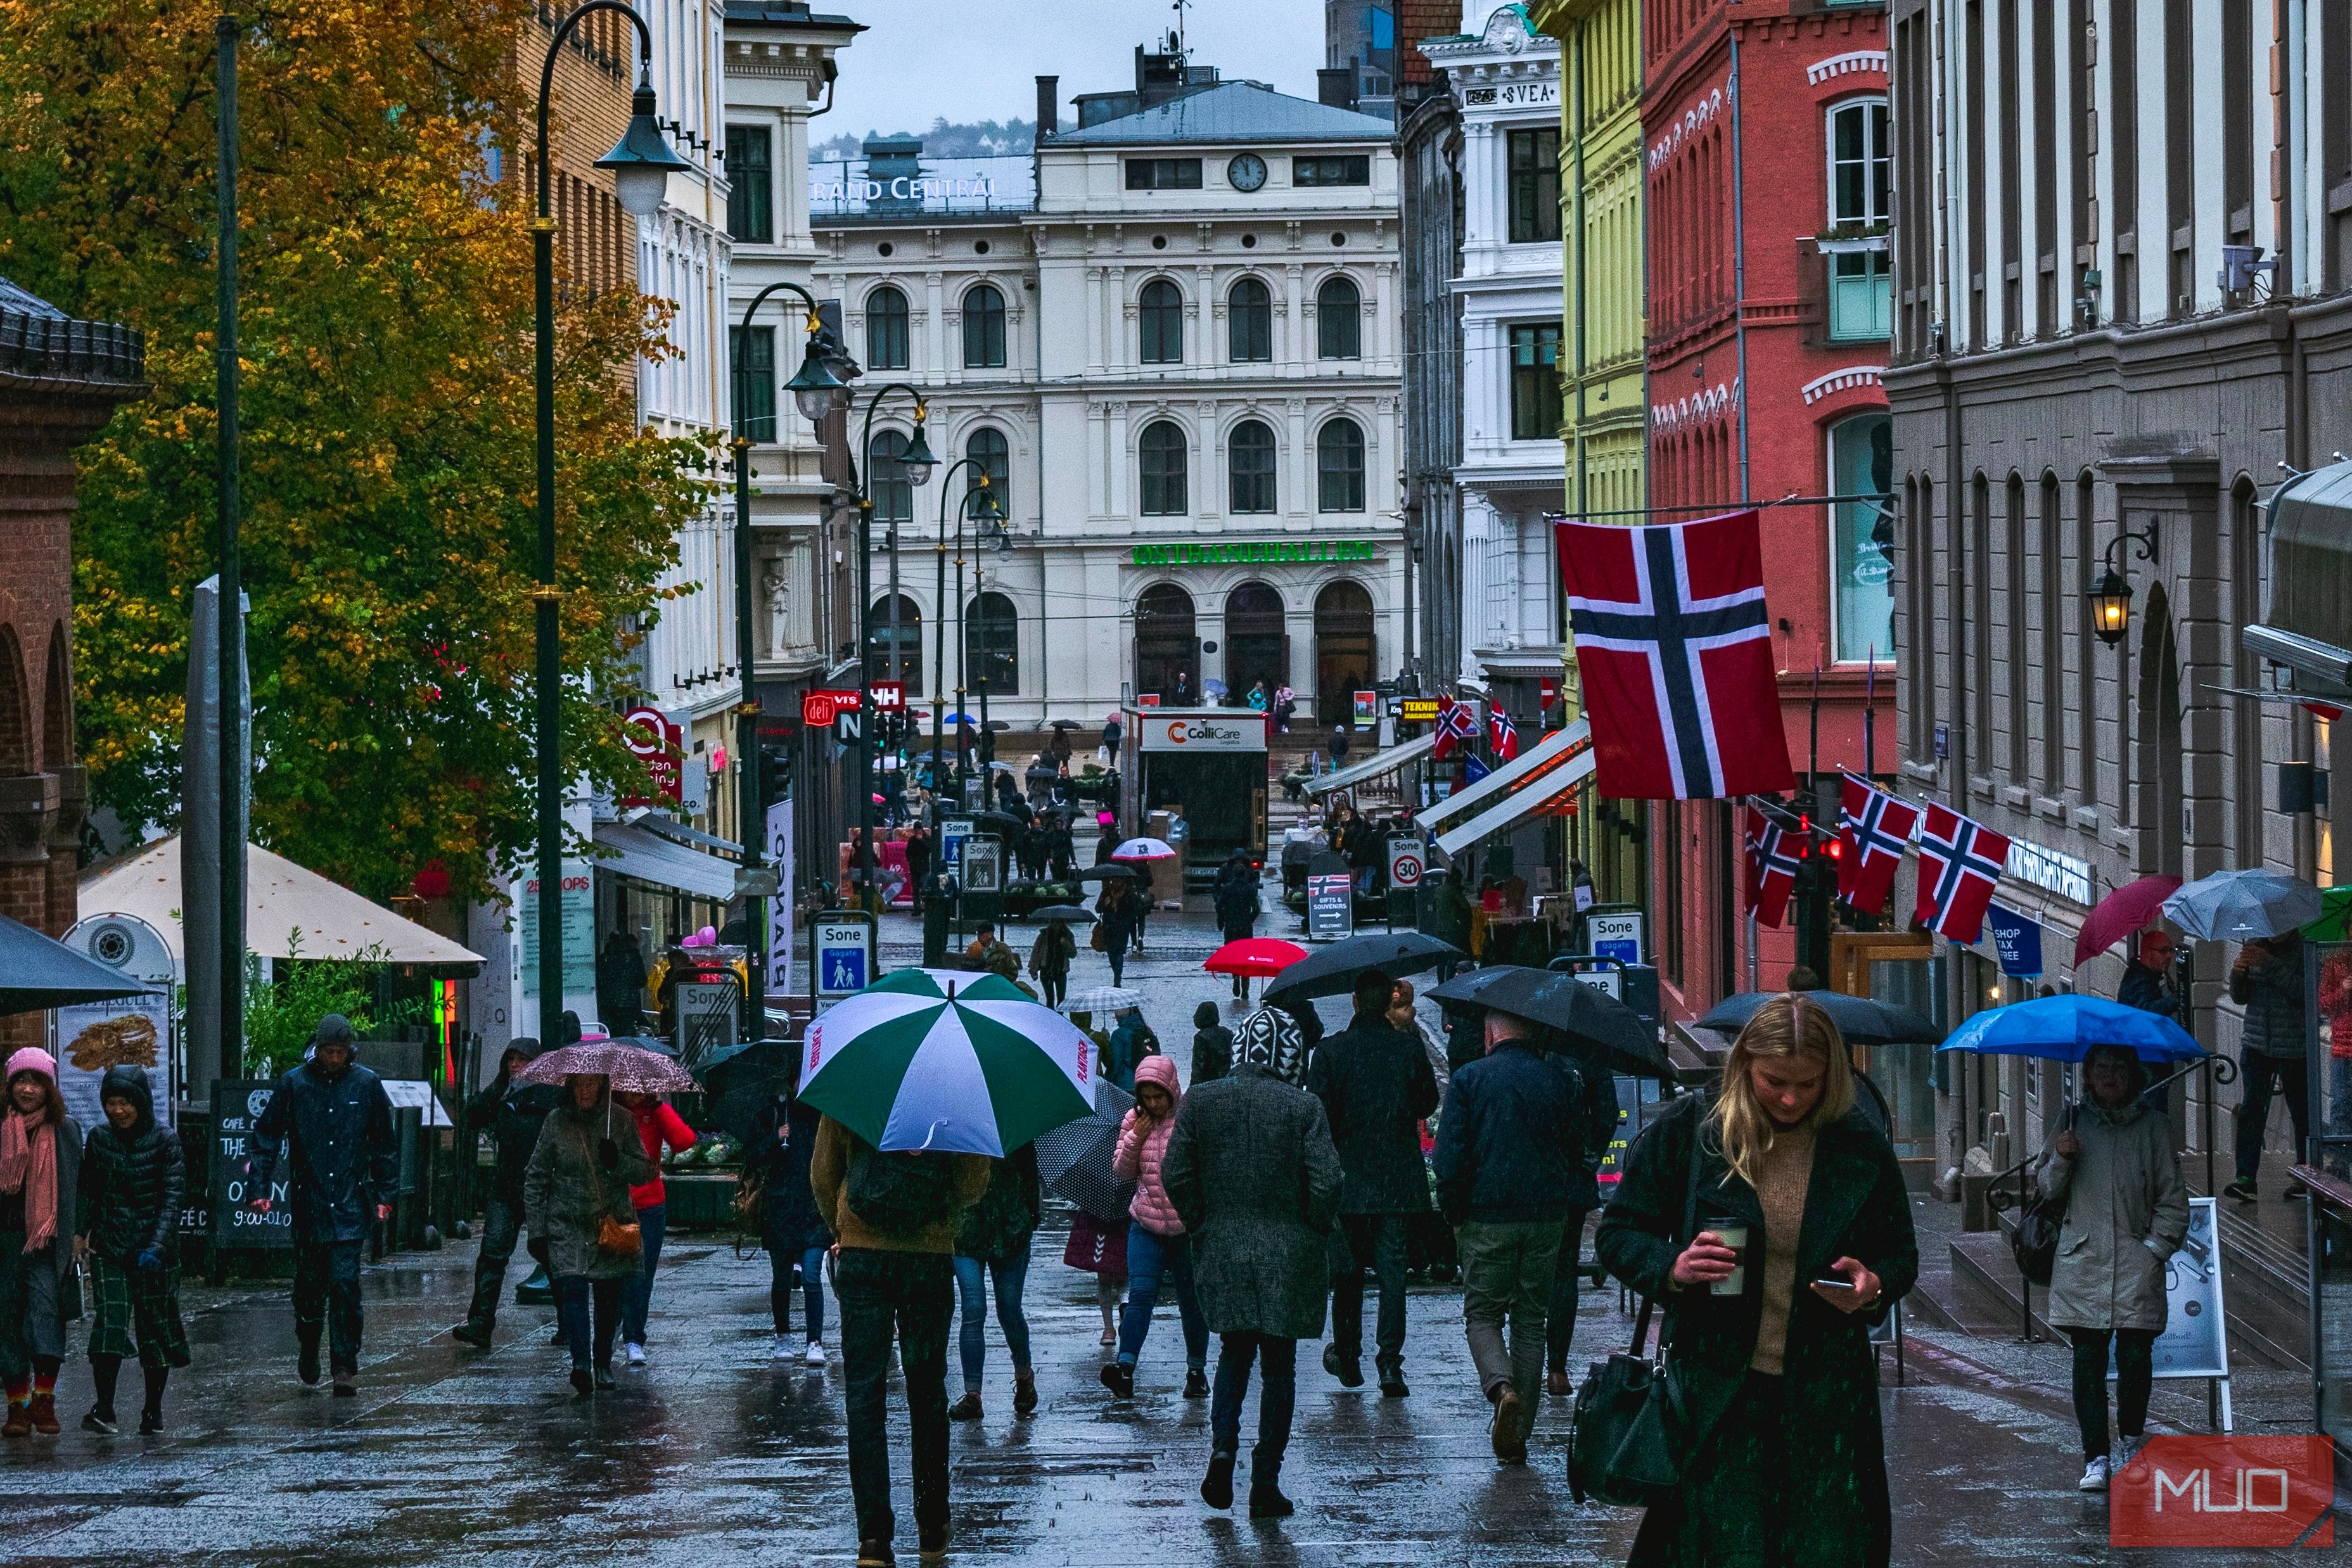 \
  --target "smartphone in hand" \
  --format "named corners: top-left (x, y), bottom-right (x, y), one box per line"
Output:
top-left (1812, 1277), bottom-right (1858, 1291)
